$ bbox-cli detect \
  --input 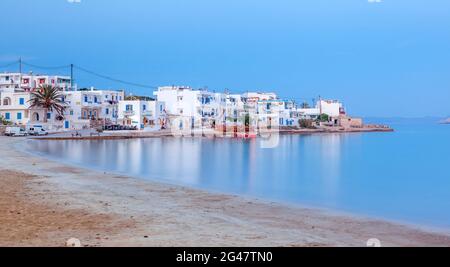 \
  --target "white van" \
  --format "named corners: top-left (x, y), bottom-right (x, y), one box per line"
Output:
top-left (5, 127), bottom-right (28, 137)
top-left (27, 125), bottom-right (48, 136)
